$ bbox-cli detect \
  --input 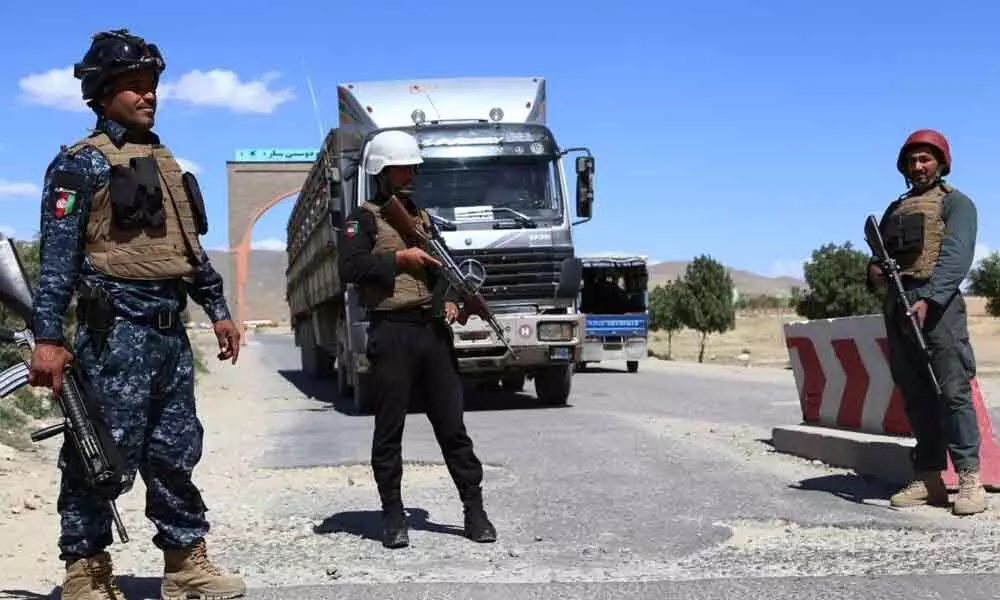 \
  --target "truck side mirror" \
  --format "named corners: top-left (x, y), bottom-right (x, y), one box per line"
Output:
top-left (575, 156), bottom-right (594, 219)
